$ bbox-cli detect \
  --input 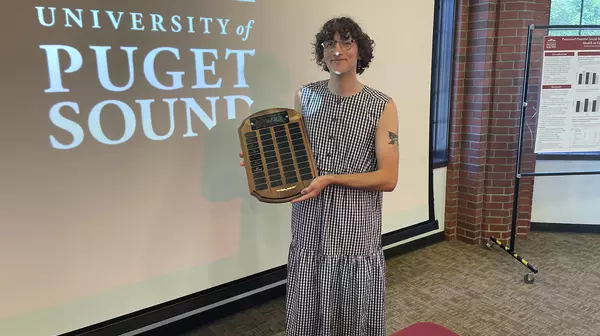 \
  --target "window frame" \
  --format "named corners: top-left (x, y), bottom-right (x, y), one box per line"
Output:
top-left (430, 0), bottom-right (457, 168)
